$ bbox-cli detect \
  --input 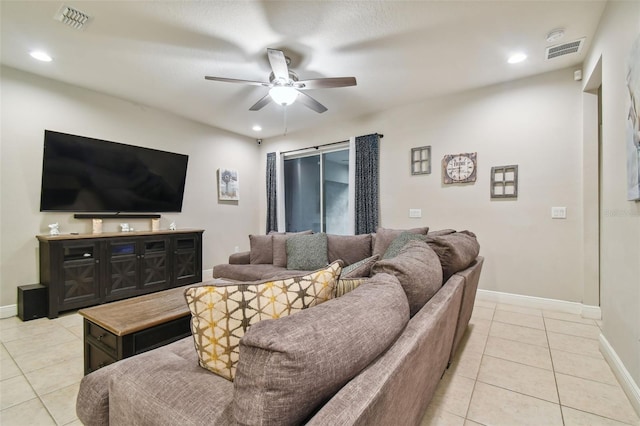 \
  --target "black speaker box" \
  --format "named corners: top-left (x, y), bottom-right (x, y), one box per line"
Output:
top-left (18, 284), bottom-right (48, 321)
